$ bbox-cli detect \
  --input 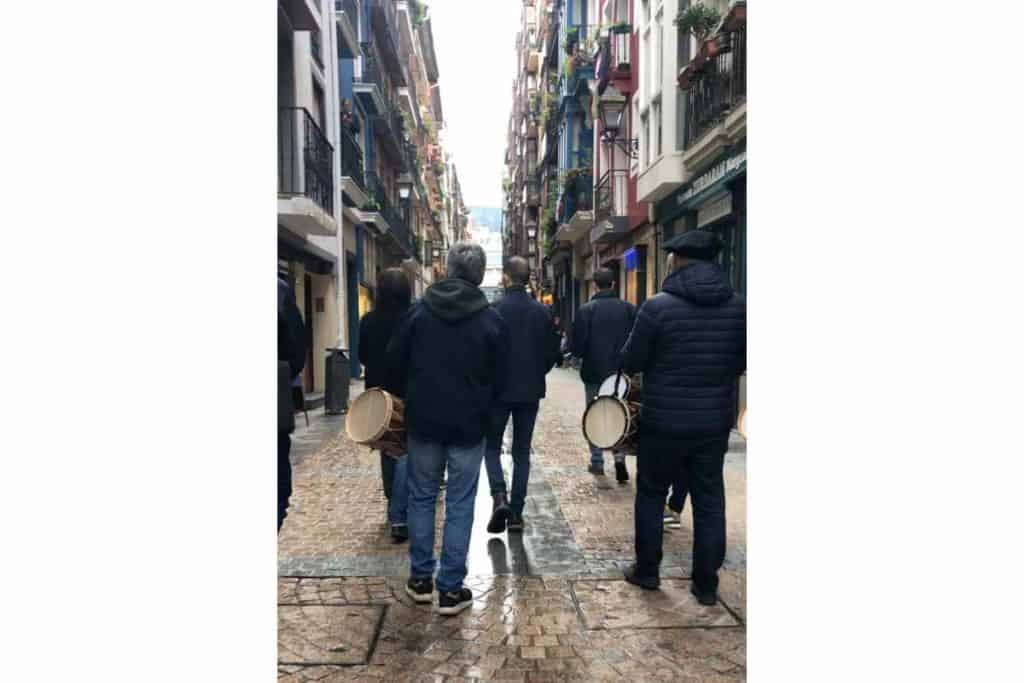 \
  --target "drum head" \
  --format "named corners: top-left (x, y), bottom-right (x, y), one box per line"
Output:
top-left (583, 396), bottom-right (629, 450)
top-left (598, 373), bottom-right (631, 399)
top-left (346, 389), bottom-right (391, 443)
